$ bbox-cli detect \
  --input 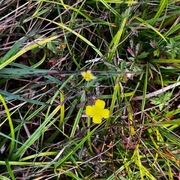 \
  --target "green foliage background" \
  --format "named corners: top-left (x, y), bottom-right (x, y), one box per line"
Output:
top-left (0, 0), bottom-right (180, 179)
